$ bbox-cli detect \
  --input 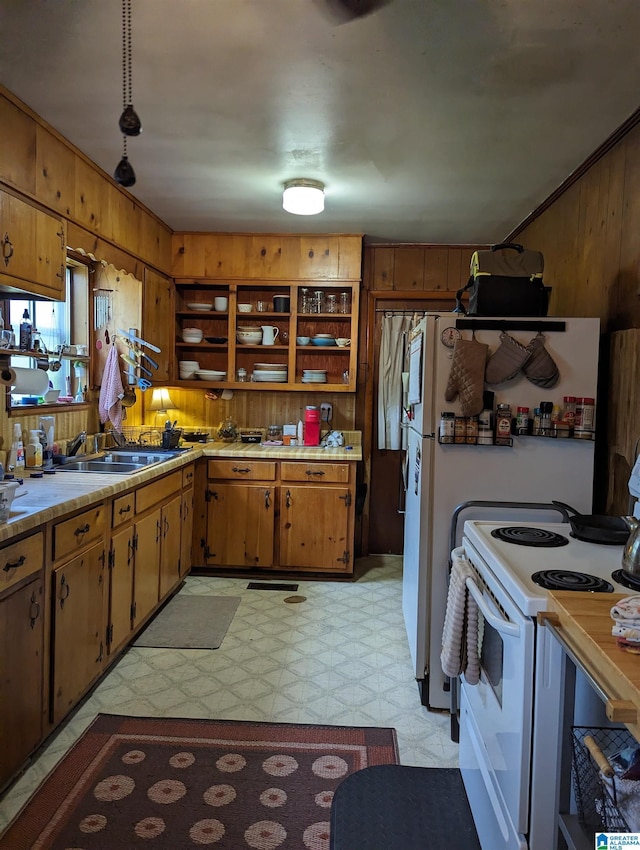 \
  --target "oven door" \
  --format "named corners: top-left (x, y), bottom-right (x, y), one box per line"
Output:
top-left (457, 543), bottom-right (534, 850)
